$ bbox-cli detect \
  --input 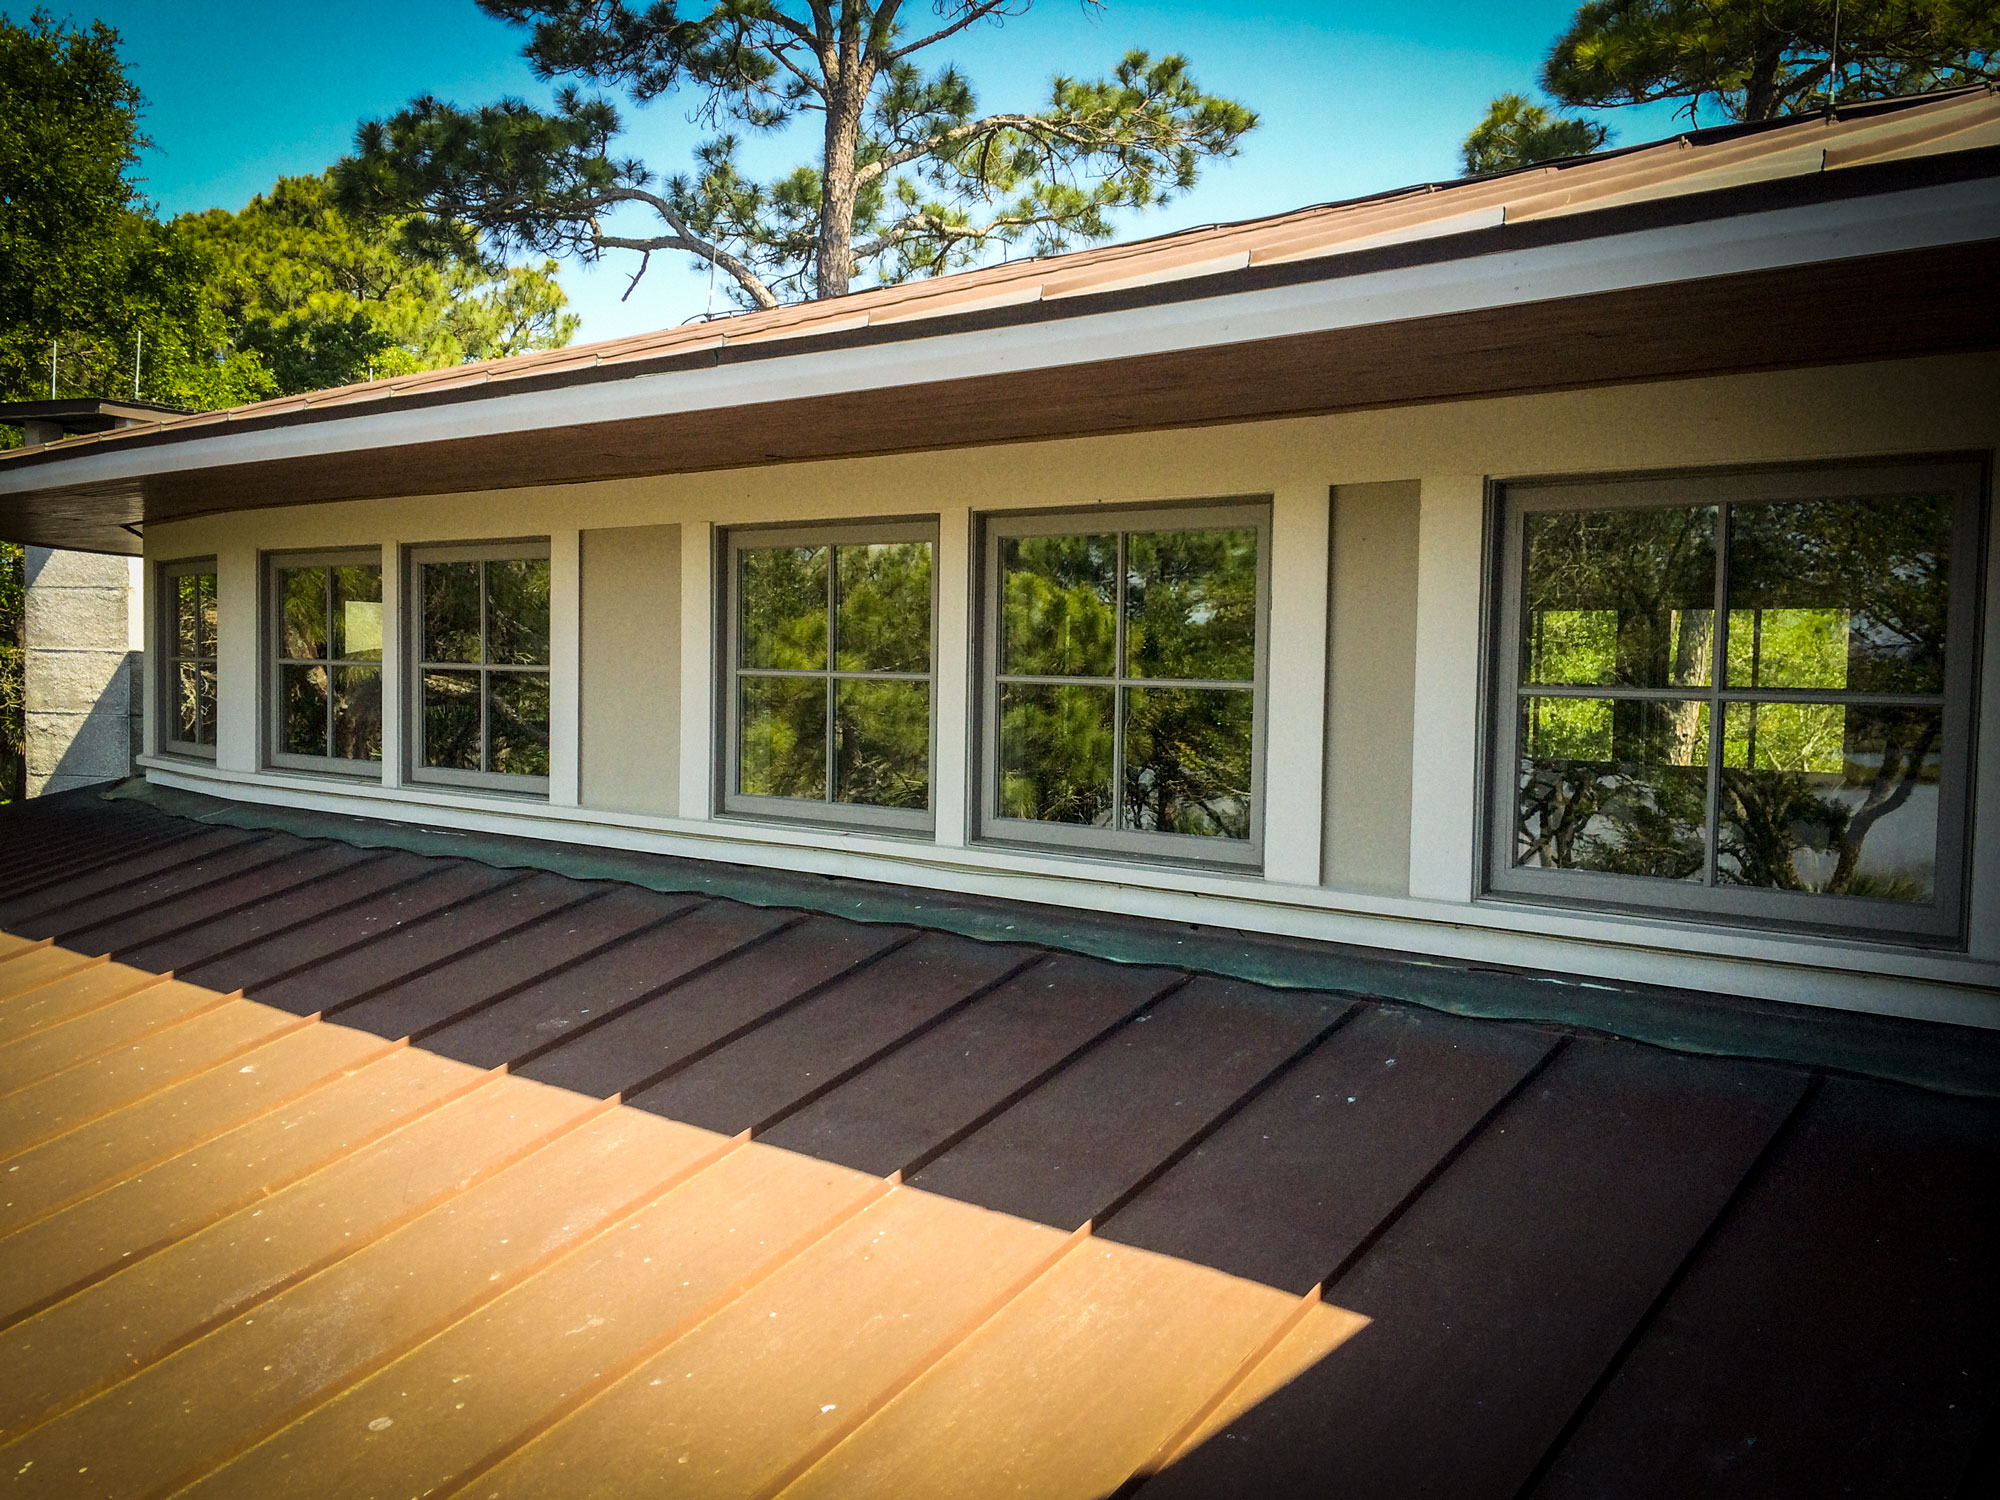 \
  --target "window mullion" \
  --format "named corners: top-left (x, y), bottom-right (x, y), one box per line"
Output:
top-left (324, 567), bottom-right (337, 755)
top-left (478, 562), bottom-right (491, 776)
top-left (1703, 503), bottom-right (1729, 887)
top-left (825, 546), bottom-right (837, 804)
top-left (1112, 533), bottom-right (1127, 833)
